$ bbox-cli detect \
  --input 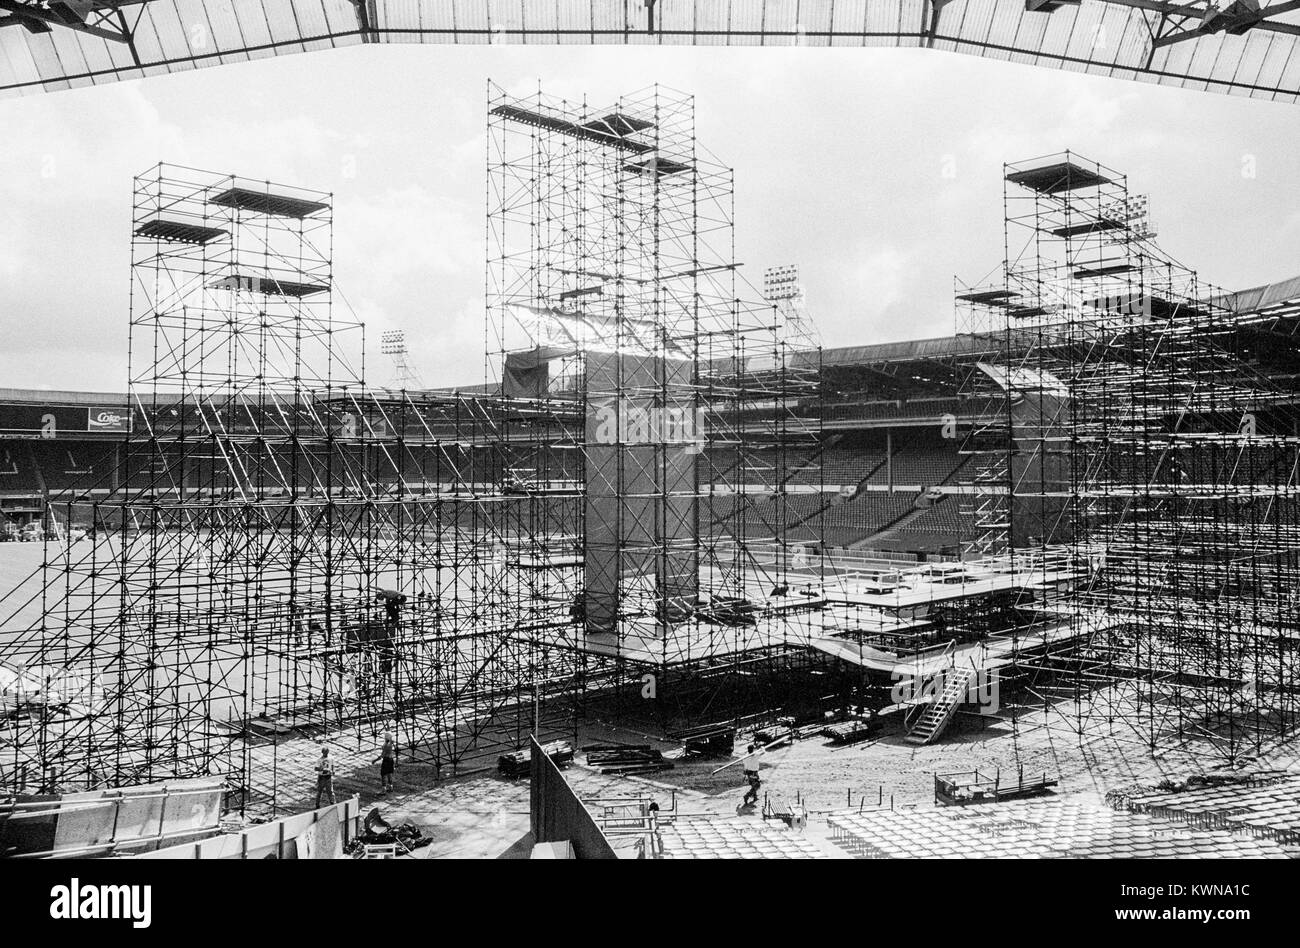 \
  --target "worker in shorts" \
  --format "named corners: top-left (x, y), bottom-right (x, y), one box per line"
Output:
top-left (377, 732), bottom-right (396, 794)
top-left (315, 746), bottom-right (336, 807)
top-left (741, 744), bottom-right (763, 808)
